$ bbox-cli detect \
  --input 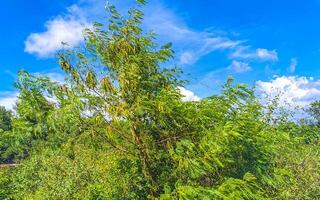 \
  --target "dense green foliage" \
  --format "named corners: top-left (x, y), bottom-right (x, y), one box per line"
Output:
top-left (0, 106), bottom-right (12, 131)
top-left (1, 1), bottom-right (320, 199)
